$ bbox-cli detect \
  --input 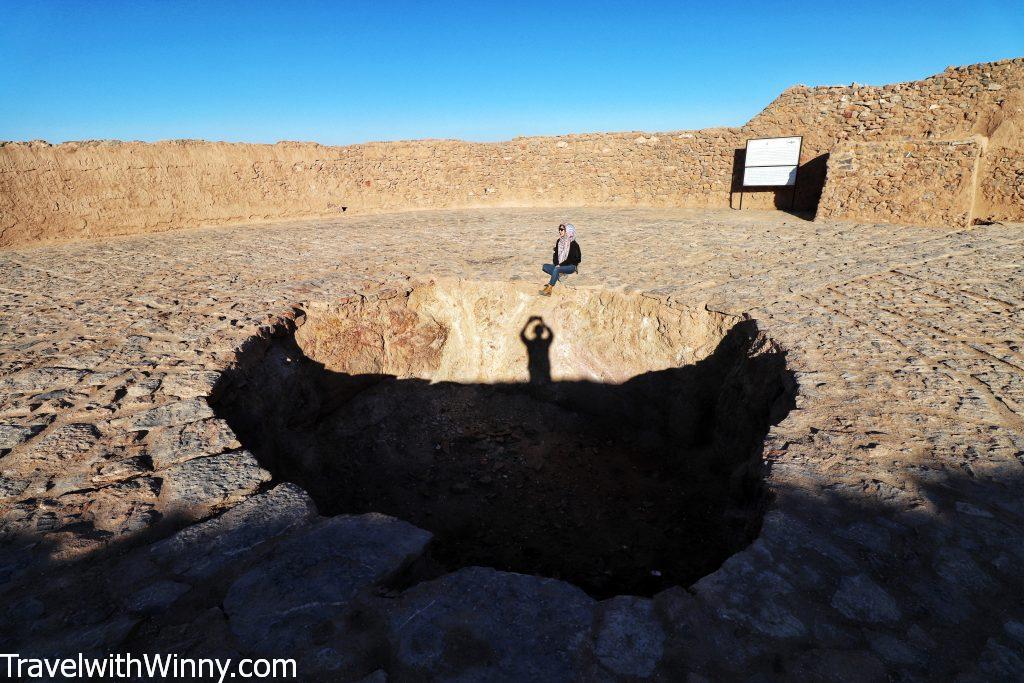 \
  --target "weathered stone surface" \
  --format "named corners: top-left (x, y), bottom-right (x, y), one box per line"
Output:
top-left (148, 482), bottom-right (317, 580)
top-left (691, 541), bottom-right (809, 639)
top-left (18, 422), bottom-right (100, 462)
top-left (25, 613), bottom-right (141, 659)
top-left (137, 607), bottom-right (241, 662)
top-left (223, 513), bottom-right (431, 657)
top-left (975, 637), bottom-right (1024, 680)
top-left (0, 423), bottom-right (35, 449)
top-left (383, 567), bottom-right (595, 680)
top-left (932, 546), bottom-right (996, 593)
top-left (0, 367), bottom-right (88, 393)
top-left (653, 586), bottom-right (774, 675)
top-left (126, 579), bottom-right (191, 615)
top-left (110, 397), bottom-right (214, 431)
top-left (143, 417), bottom-right (239, 470)
top-left (592, 596), bottom-right (666, 678)
top-left (78, 476), bottom-right (162, 534)
top-left (157, 450), bottom-right (270, 516)
top-left (784, 648), bottom-right (888, 682)
top-left (159, 370), bottom-right (222, 399)
top-left (831, 574), bottom-right (901, 624)
top-left (867, 631), bottom-right (924, 666)
top-left (0, 476), bottom-right (29, 499)
top-left (0, 205), bottom-right (1022, 679)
